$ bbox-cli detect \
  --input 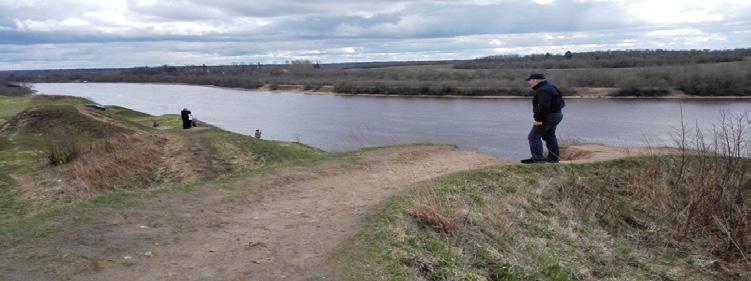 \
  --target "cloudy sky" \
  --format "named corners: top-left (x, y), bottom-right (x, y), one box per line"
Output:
top-left (1, 0), bottom-right (750, 70)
